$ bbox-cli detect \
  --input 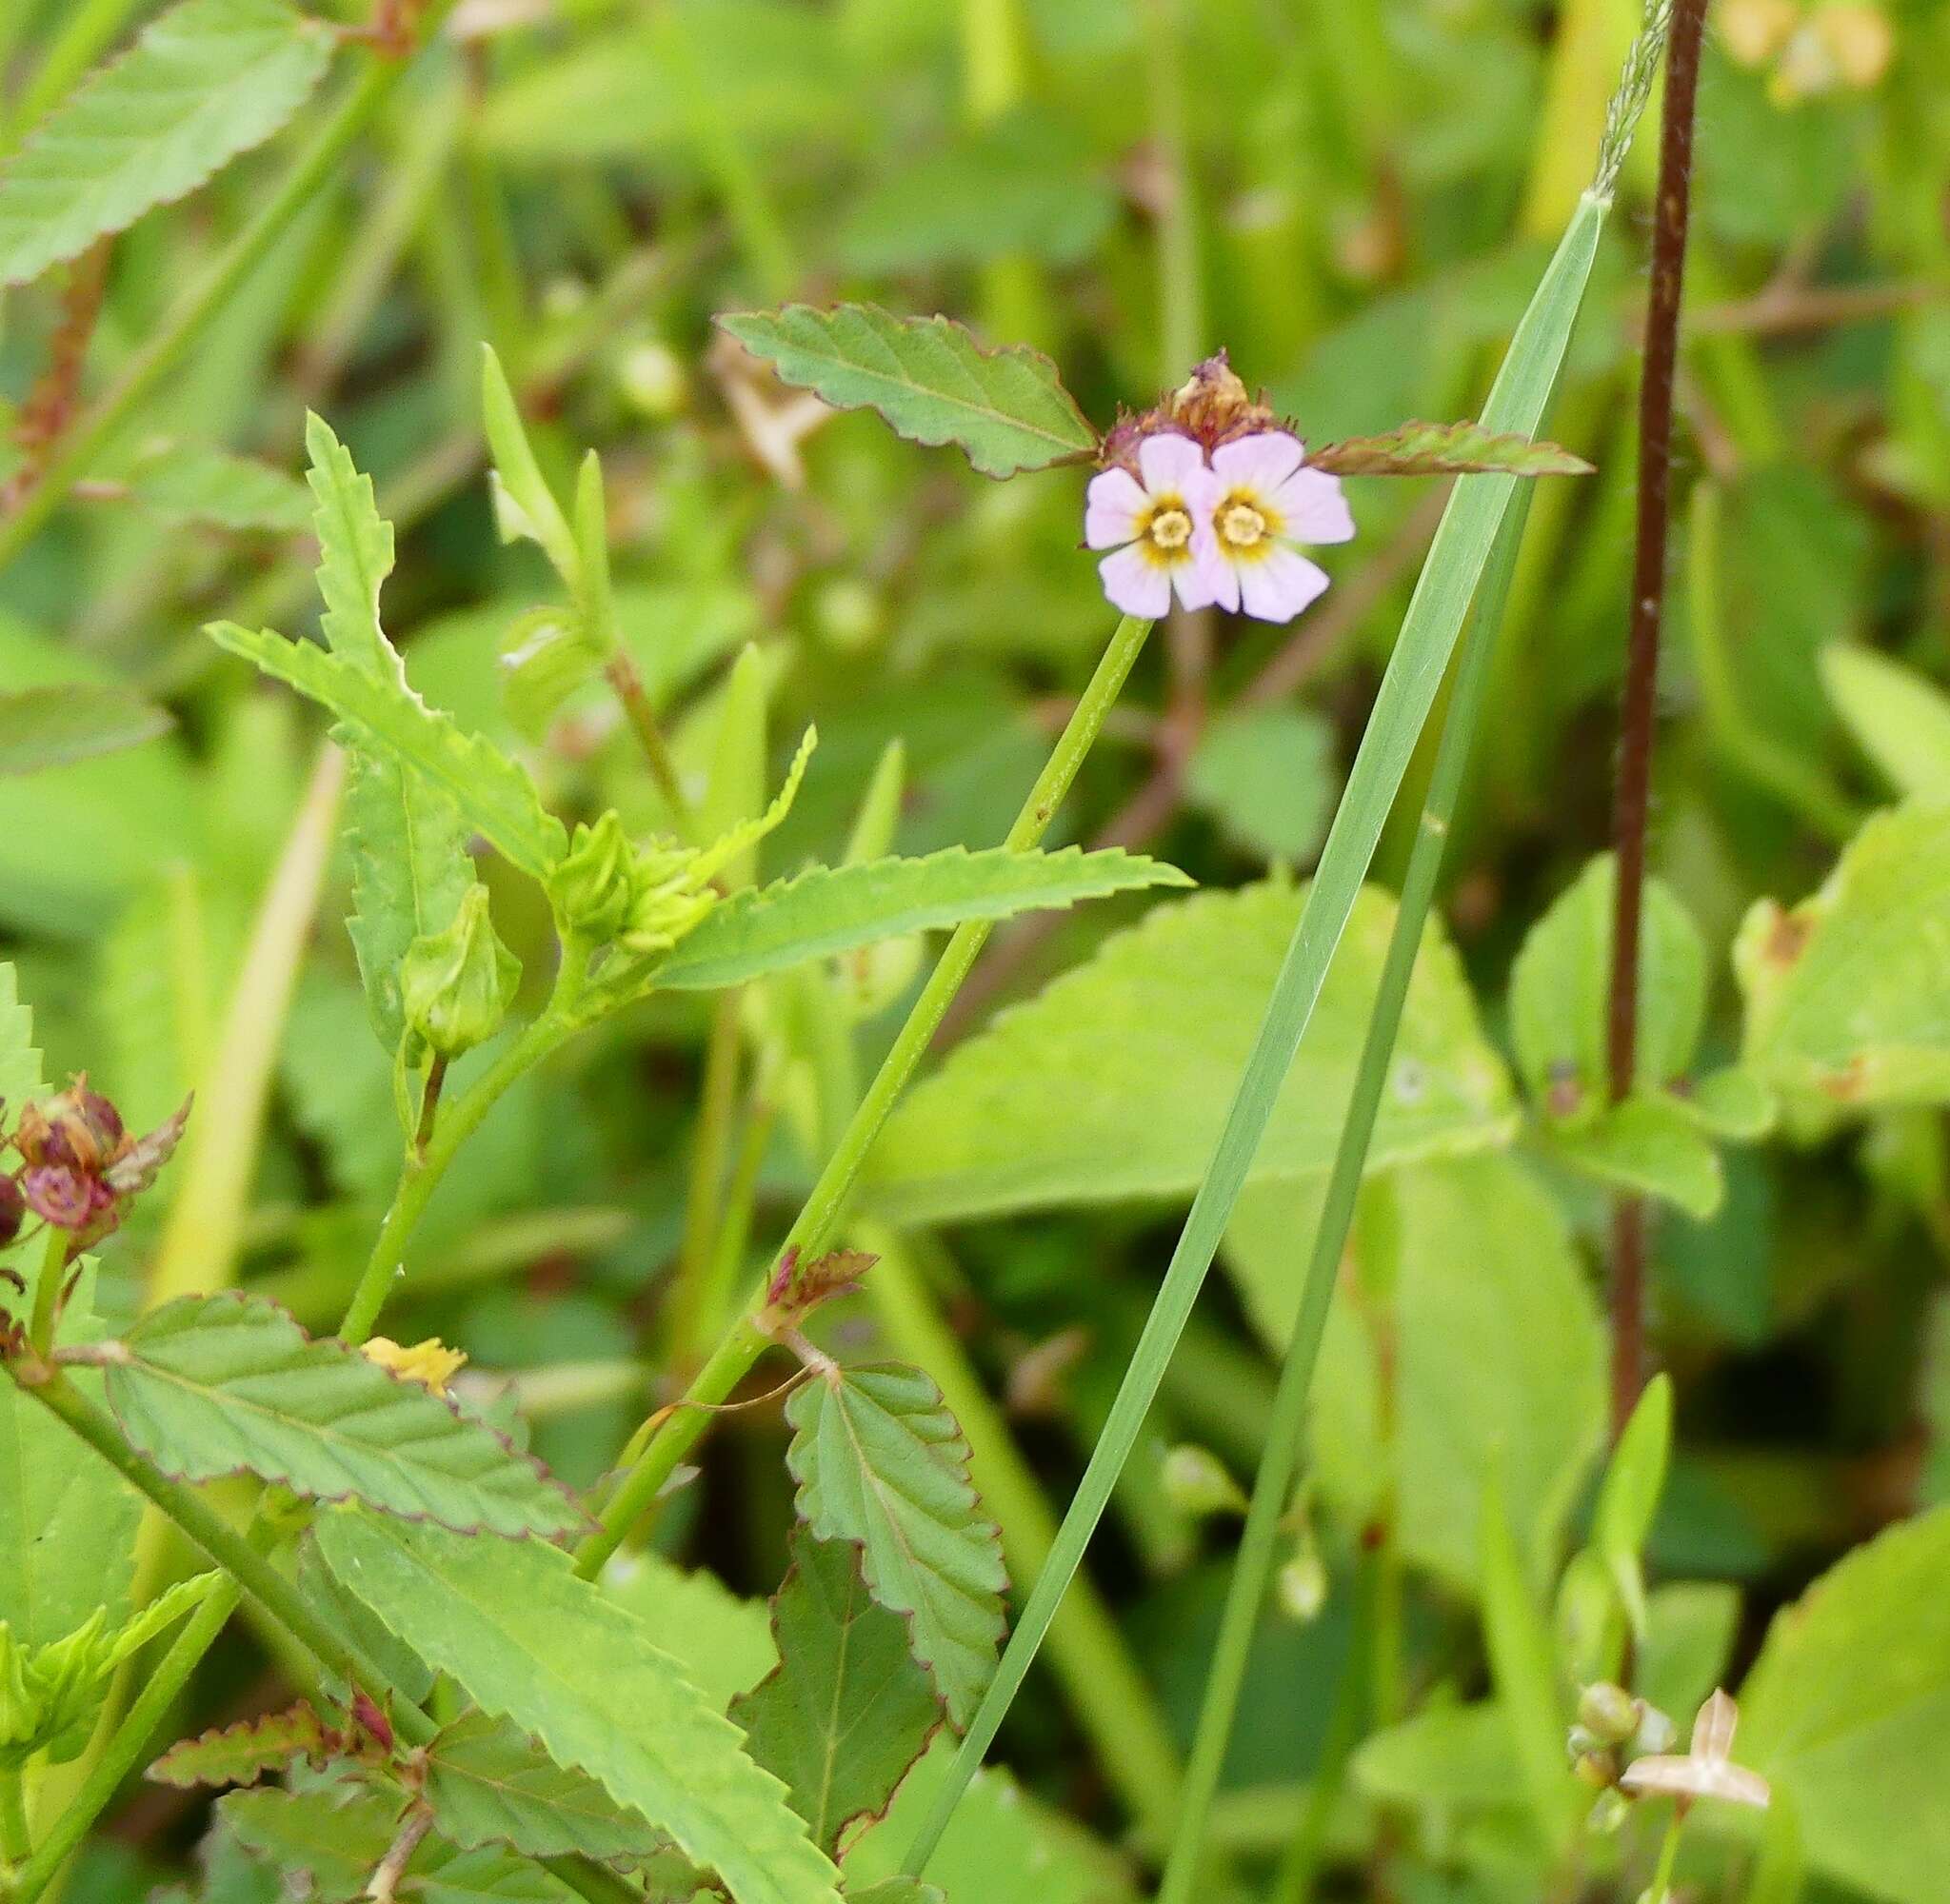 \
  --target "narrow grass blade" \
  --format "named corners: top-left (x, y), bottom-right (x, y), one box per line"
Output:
top-left (903, 189), bottom-right (1608, 1875)
top-left (1157, 489), bottom-right (1536, 1904)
